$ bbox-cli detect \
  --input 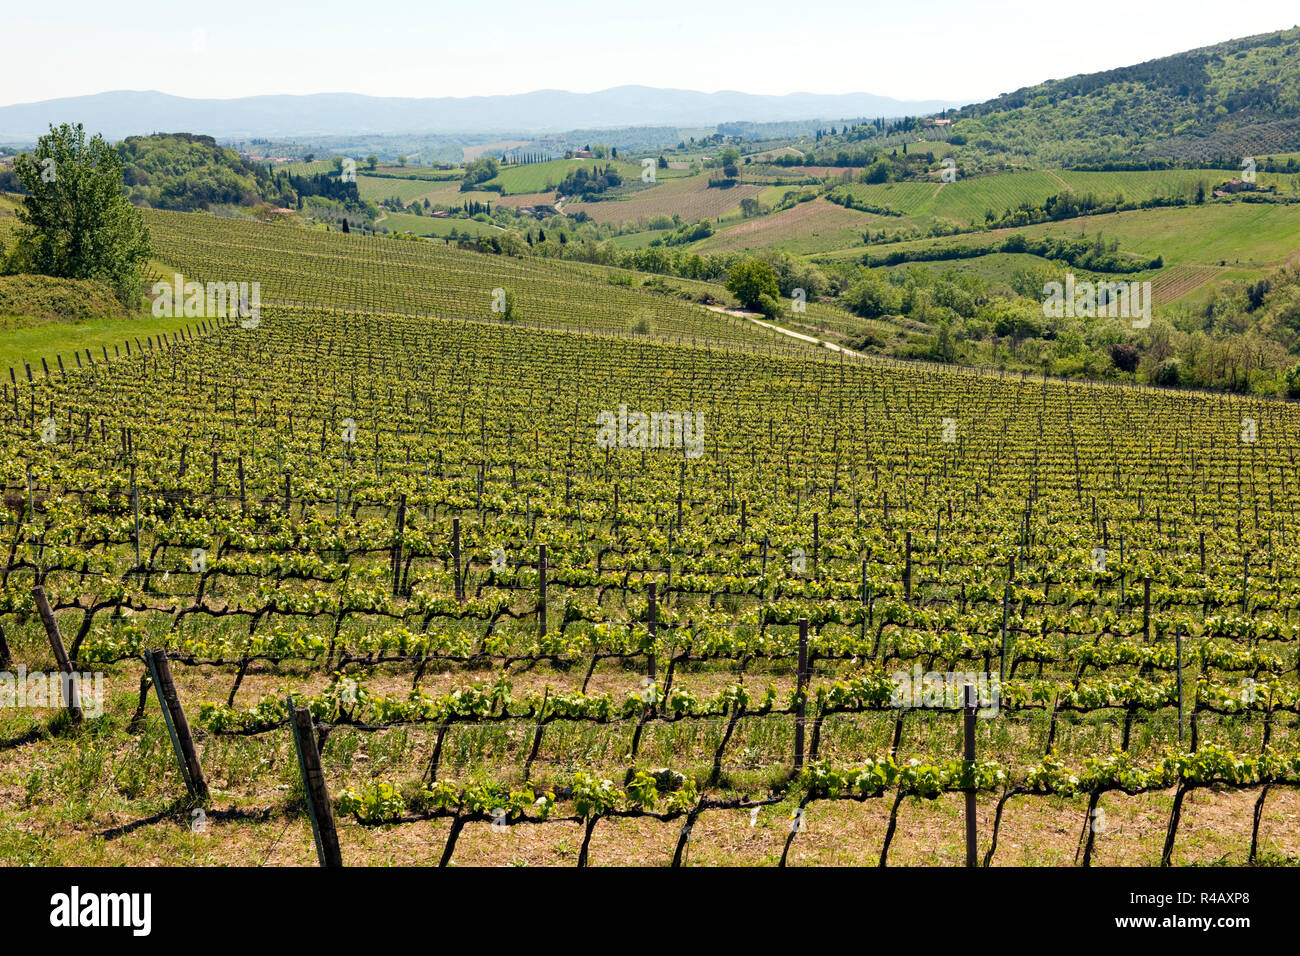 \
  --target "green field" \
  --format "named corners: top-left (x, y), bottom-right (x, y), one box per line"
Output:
top-left (876, 251), bottom-right (1066, 286)
top-left (368, 164), bottom-right (461, 180)
top-left (379, 212), bottom-right (503, 238)
top-left (1019, 201), bottom-right (1300, 270)
top-left (484, 159), bottom-right (643, 195)
top-left (274, 158), bottom-right (336, 175)
top-left (825, 201), bottom-right (1300, 271)
top-left (610, 228), bottom-right (674, 249)
top-left (824, 168), bottom-right (1291, 236)
top-left (357, 174), bottom-right (497, 208)
top-left (0, 313), bottom-right (198, 372)
top-left (355, 175), bottom-right (460, 204)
